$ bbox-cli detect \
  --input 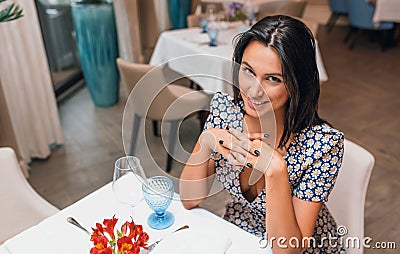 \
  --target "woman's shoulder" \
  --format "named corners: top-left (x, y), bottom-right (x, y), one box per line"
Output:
top-left (210, 92), bottom-right (235, 106)
top-left (209, 92), bottom-right (242, 115)
top-left (205, 92), bottom-right (243, 130)
top-left (295, 123), bottom-right (344, 150)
